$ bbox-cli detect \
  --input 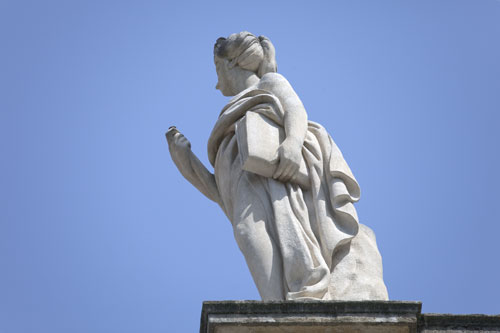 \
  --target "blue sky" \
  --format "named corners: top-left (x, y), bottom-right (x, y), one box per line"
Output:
top-left (1, 0), bottom-right (499, 332)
